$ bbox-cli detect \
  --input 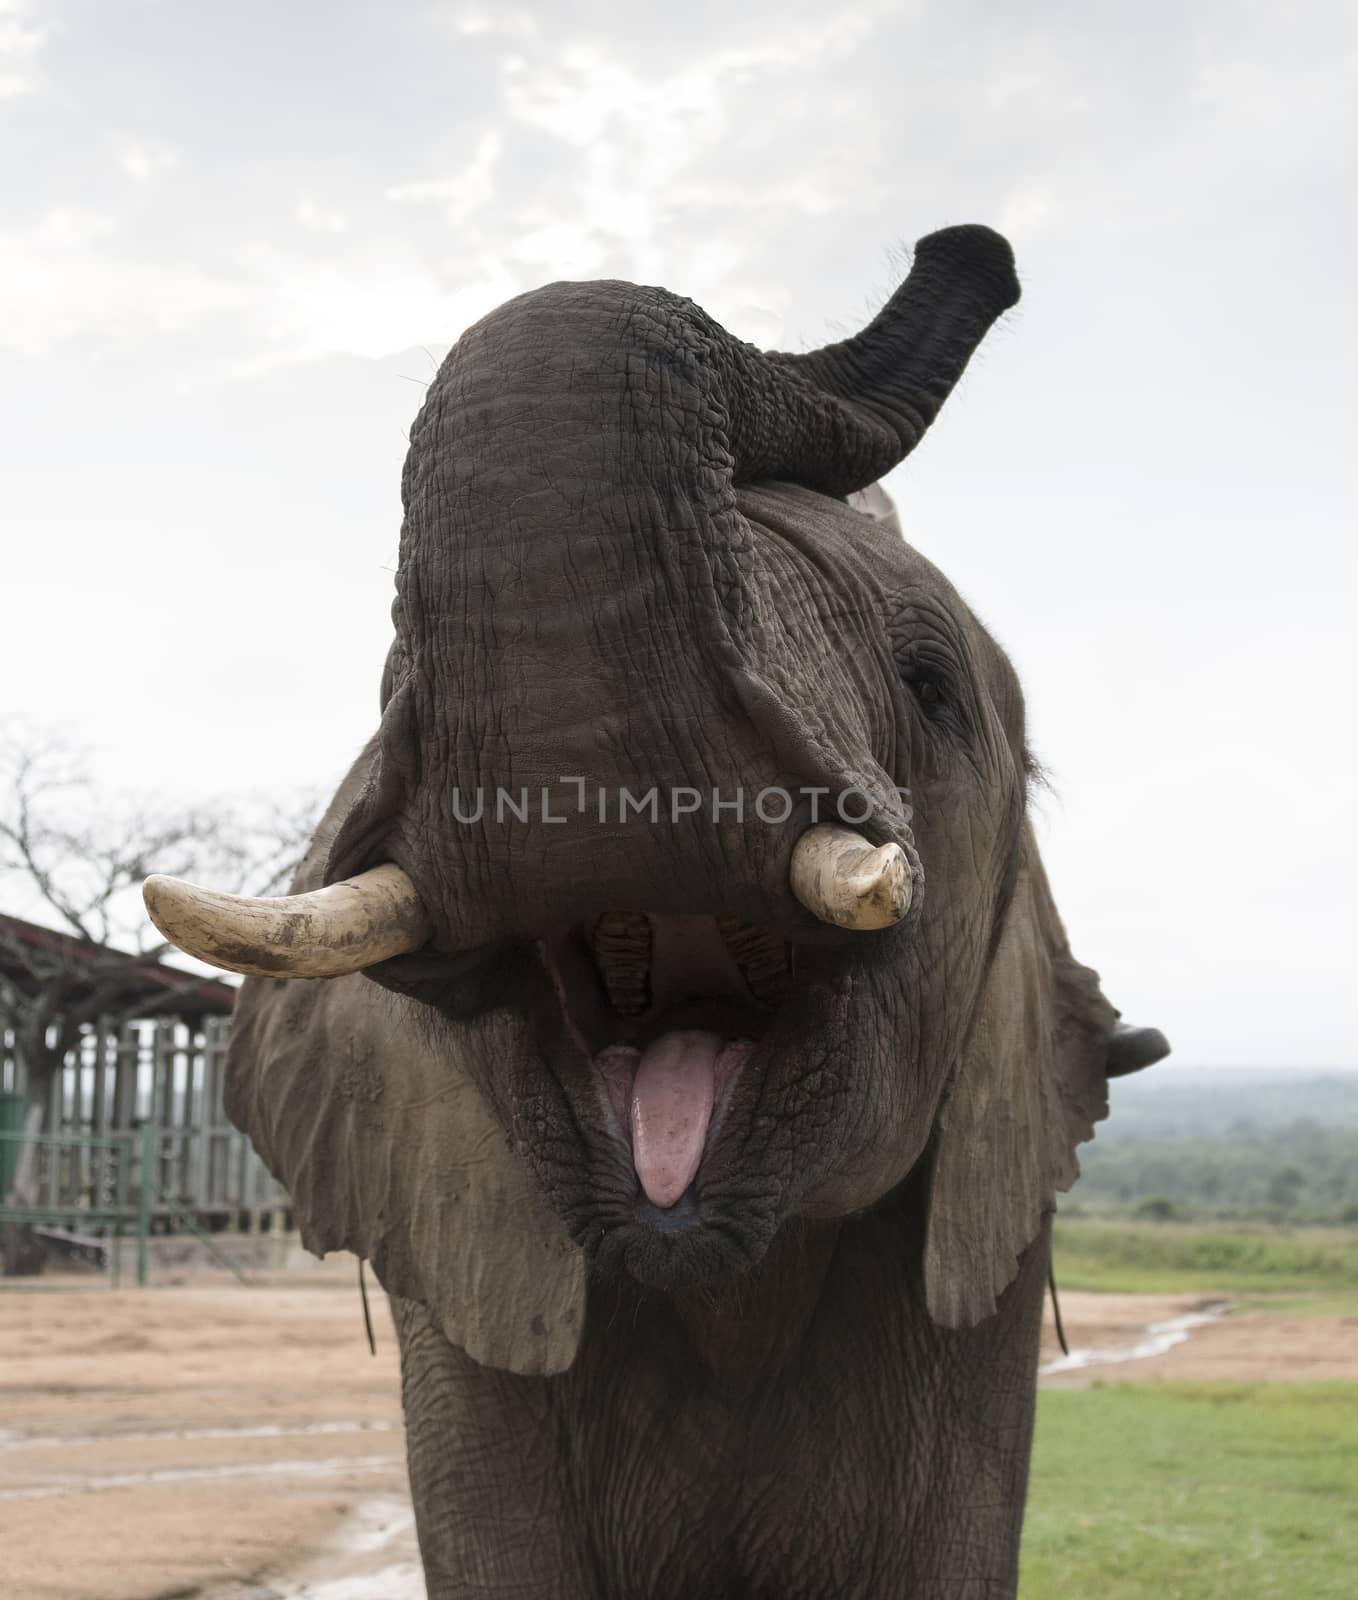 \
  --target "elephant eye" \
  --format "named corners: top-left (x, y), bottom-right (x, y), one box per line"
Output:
top-left (894, 640), bottom-right (963, 730)
top-left (907, 672), bottom-right (950, 720)
top-left (897, 656), bottom-right (949, 716)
